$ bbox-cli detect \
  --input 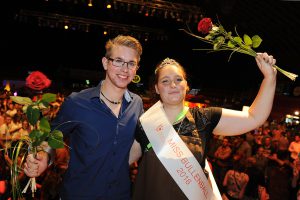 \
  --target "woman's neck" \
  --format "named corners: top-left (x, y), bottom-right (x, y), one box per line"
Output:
top-left (163, 102), bottom-right (185, 124)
